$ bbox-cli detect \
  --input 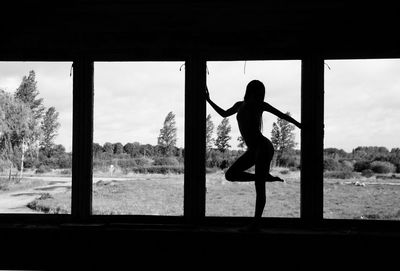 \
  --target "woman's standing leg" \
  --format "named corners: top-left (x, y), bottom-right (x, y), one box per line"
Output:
top-left (254, 140), bottom-right (274, 219)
